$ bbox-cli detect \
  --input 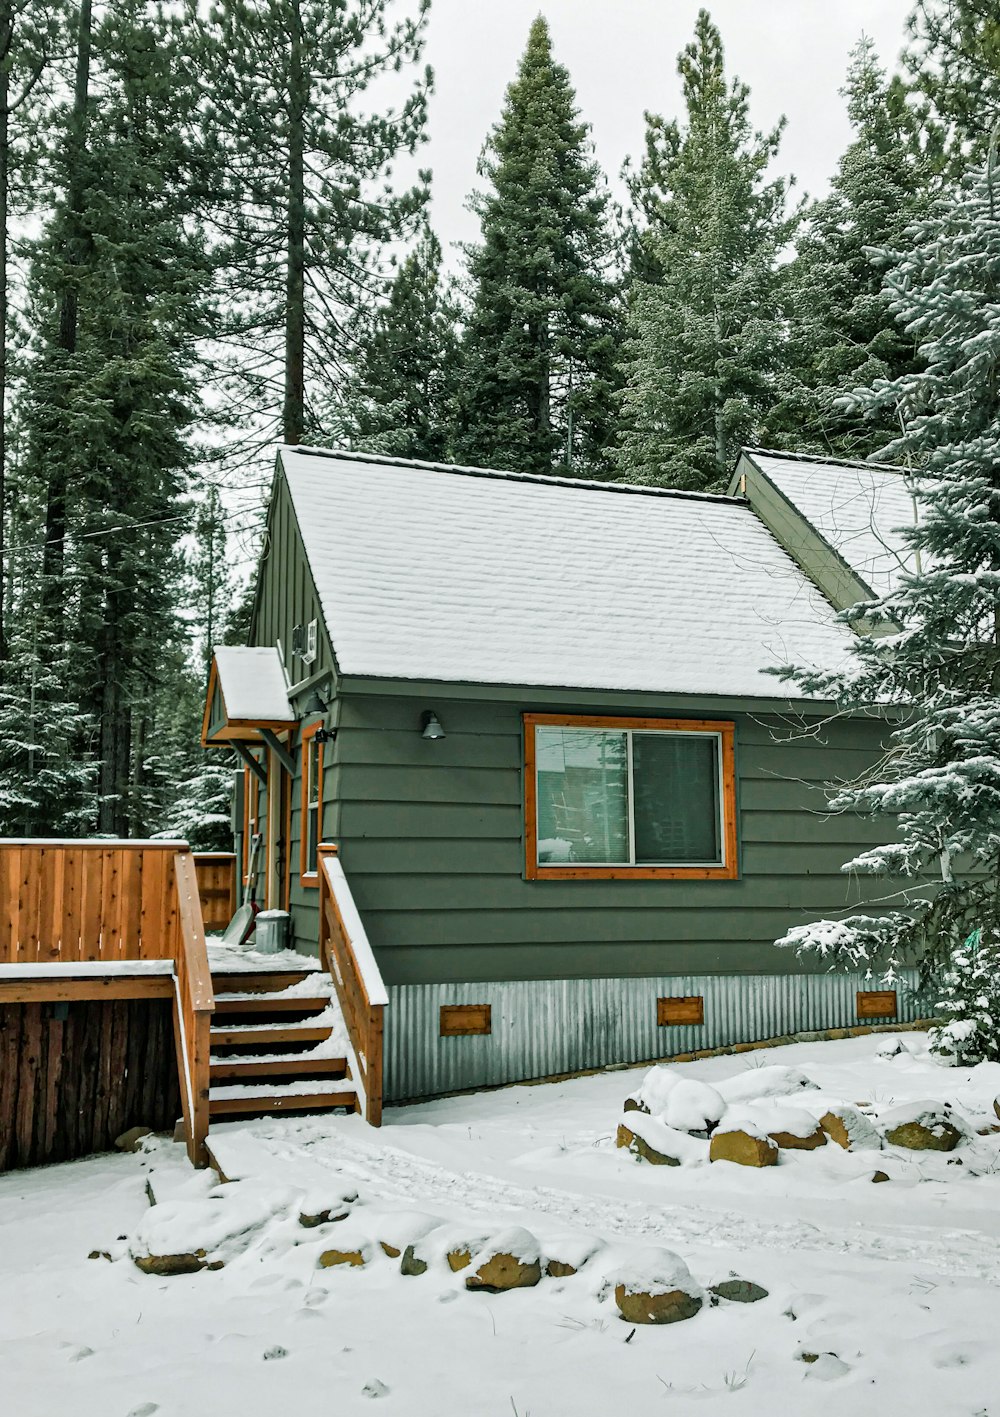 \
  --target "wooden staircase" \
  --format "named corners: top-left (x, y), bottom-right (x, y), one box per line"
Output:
top-left (208, 970), bottom-right (356, 1121)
